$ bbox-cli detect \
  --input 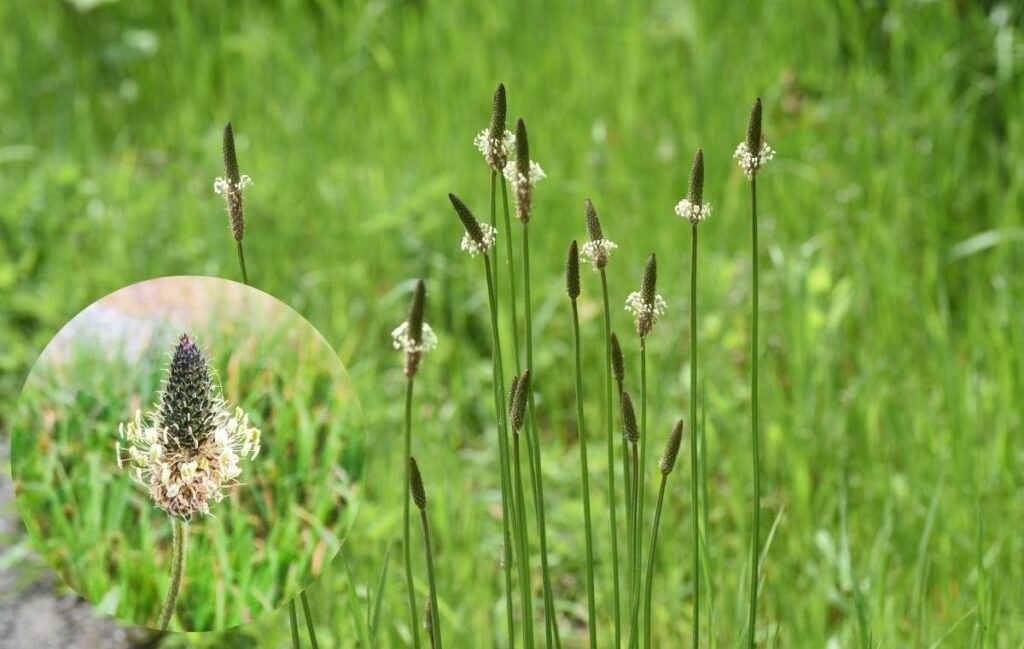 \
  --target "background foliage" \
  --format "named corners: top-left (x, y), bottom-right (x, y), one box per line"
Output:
top-left (1, 0), bottom-right (1022, 646)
